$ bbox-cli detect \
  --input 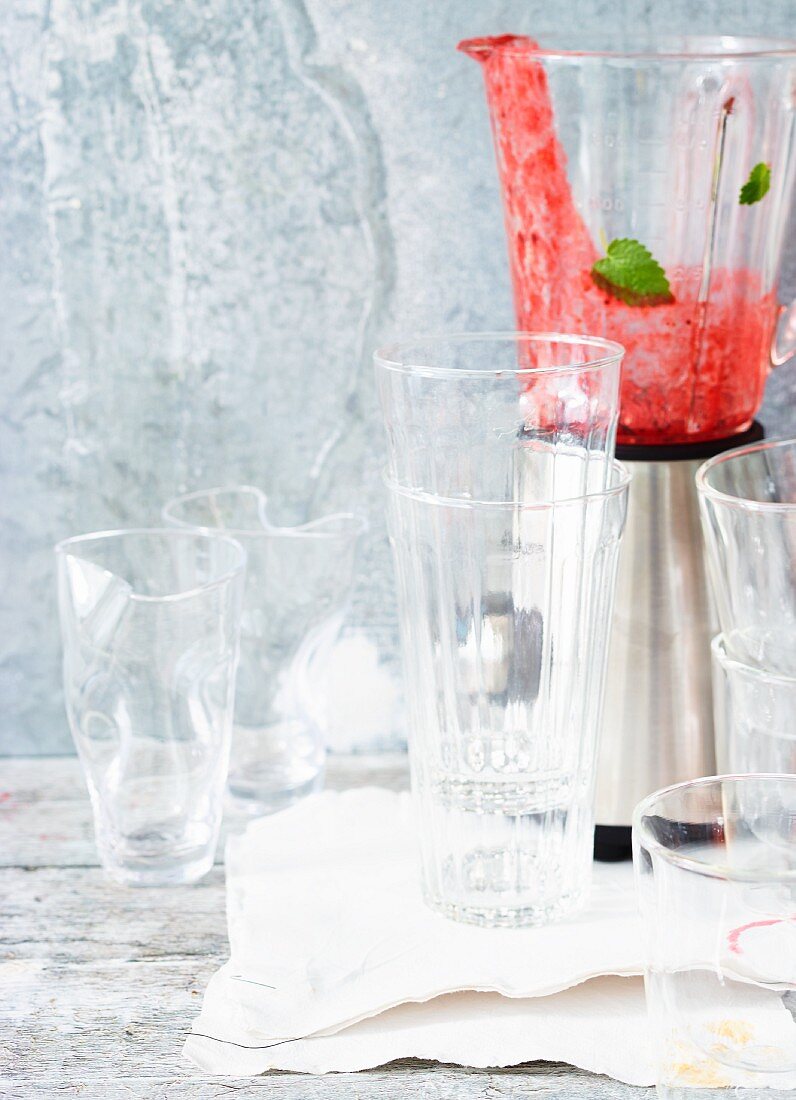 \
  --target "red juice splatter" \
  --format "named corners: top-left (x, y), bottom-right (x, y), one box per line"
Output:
top-left (727, 916), bottom-right (795, 955)
top-left (460, 36), bottom-right (777, 445)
